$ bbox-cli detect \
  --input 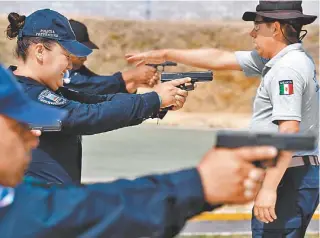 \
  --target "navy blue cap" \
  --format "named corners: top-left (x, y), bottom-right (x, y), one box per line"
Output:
top-left (19, 9), bottom-right (92, 57)
top-left (0, 65), bottom-right (66, 128)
